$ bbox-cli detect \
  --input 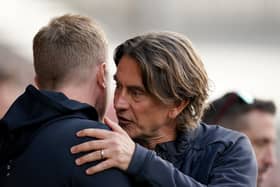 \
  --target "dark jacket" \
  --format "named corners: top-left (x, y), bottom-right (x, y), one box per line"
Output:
top-left (127, 123), bottom-right (257, 187)
top-left (0, 85), bottom-right (132, 187)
